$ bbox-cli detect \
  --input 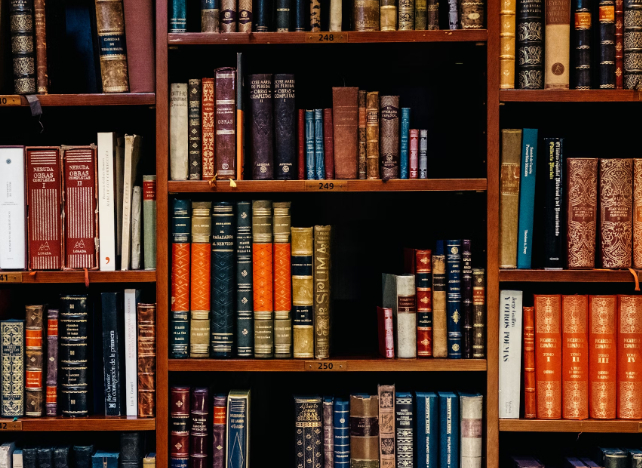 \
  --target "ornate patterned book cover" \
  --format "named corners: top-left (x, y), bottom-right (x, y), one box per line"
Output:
top-left (310, 0), bottom-right (321, 30)
top-left (334, 398), bottom-right (349, 468)
top-left (380, 95), bottom-right (400, 181)
top-left (354, 0), bottom-right (379, 29)
top-left (188, 79), bottom-right (203, 180)
top-left (461, 240), bottom-right (473, 359)
top-left (274, 202), bottom-right (292, 358)
top-left (600, 158), bottom-right (632, 268)
top-left (499, 130), bottom-right (522, 269)
top-left (305, 110), bottom-right (315, 180)
top-left (314, 109), bottom-right (325, 180)
top-left (624, 0), bottom-right (642, 88)
top-left (252, 201), bottom-right (273, 358)
top-left (59, 295), bottom-right (89, 417)
top-left (617, 0), bottom-right (625, 87)
top-left (543, 138), bottom-right (564, 269)
top-left (566, 158), bottom-right (598, 269)
top-left (416, 392), bottom-right (438, 468)
top-left (399, 0), bottom-right (415, 29)
top-left (350, 395), bottom-right (379, 468)
top-left (221, 0), bottom-right (237, 31)
top-left (408, 129), bottom-right (418, 179)
top-left (25, 305), bottom-right (43, 417)
top-left (383, 274), bottom-right (416, 358)
top-left (137, 304), bottom-right (156, 418)
top-left (274, 74), bottom-right (296, 179)
top-left (34, 0), bottom-right (47, 93)
top-left (201, 78), bottom-right (215, 179)
top-left (46, 309), bottom-right (58, 416)
top-left (544, 0), bottom-right (571, 88)
top-left (212, 394), bottom-right (226, 468)
top-left (238, 0), bottom-right (252, 31)
top-left (170, 0), bottom-right (187, 31)
top-left (588, 295), bottom-right (617, 418)
top-left (314, 225), bottom-right (331, 359)
top-left (215, 68), bottom-right (237, 179)
top-left (236, 202), bottom-right (253, 357)
top-left (438, 392), bottom-right (459, 468)
top-left (617, 295), bottom-right (642, 419)
top-left (534, 294), bottom-right (562, 419)
top-left (170, 386), bottom-right (190, 468)
top-left (276, 0), bottom-right (291, 30)
top-left (295, 396), bottom-right (323, 468)
top-left (323, 397), bottom-right (334, 468)
top-left (190, 202), bottom-right (211, 359)
top-left (377, 385), bottom-right (395, 468)
top-left (10, 0), bottom-right (36, 94)
top-left (249, 74), bottom-right (274, 180)
top-left (472, 269), bottom-right (486, 359)
top-left (298, 109), bottom-right (305, 180)
top-left (226, 390), bottom-right (250, 468)
top-left (500, 0), bottom-right (517, 88)
top-left (332, 87), bottom-right (359, 179)
top-left (427, 0), bottom-right (439, 28)
top-left (366, 91), bottom-right (380, 180)
top-left (171, 83), bottom-right (189, 181)
top-left (101, 293), bottom-right (124, 416)
top-left (0, 149), bottom-right (26, 270)
top-left (446, 240), bottom-right (462, 359)
top-left (599, 0), bottom-right (617, 87)
top-left (432, 242), bottom-right (448, 358)
top-left (419, 129), bottom-right (428, 179)
top-left (573, 0), bottom-right (592, 88)
top-left (323, 109), bottom-right (334, 179)
top-left (399, 108), bottom-right (410, 179)
top-left (516, 0), bottom-right (543, 88)
top-left (292, 227), bottom-right (314, 358)
top-left (94, 0), bottom-right (129, 93)
top-left (415, 0), bottom-right (428, 28)
top-left (523, 306), bottom-right (536, 418)
top-left (211, 202), bottom-right (235, 358)
top-left (171, 199), bottom-right (191, 359)
top-left (190, 388), bottom-right (209, 468)
top-left (377, 306), bottom-right (394, 358)
top-left (634, 160), bottom-right (642, 267)
top-left (415, 249), bottom-right (433, 357)
top-left (460, 394), bottom-right (483, 468)
top-left (561, 295), bottom-right (589, 419)
top-left (201, 0), bottom-right (220, 33)
top-left (395, 393), bottom-right (413, 468)
top-left (358, 91), bottom-right (367, 179)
